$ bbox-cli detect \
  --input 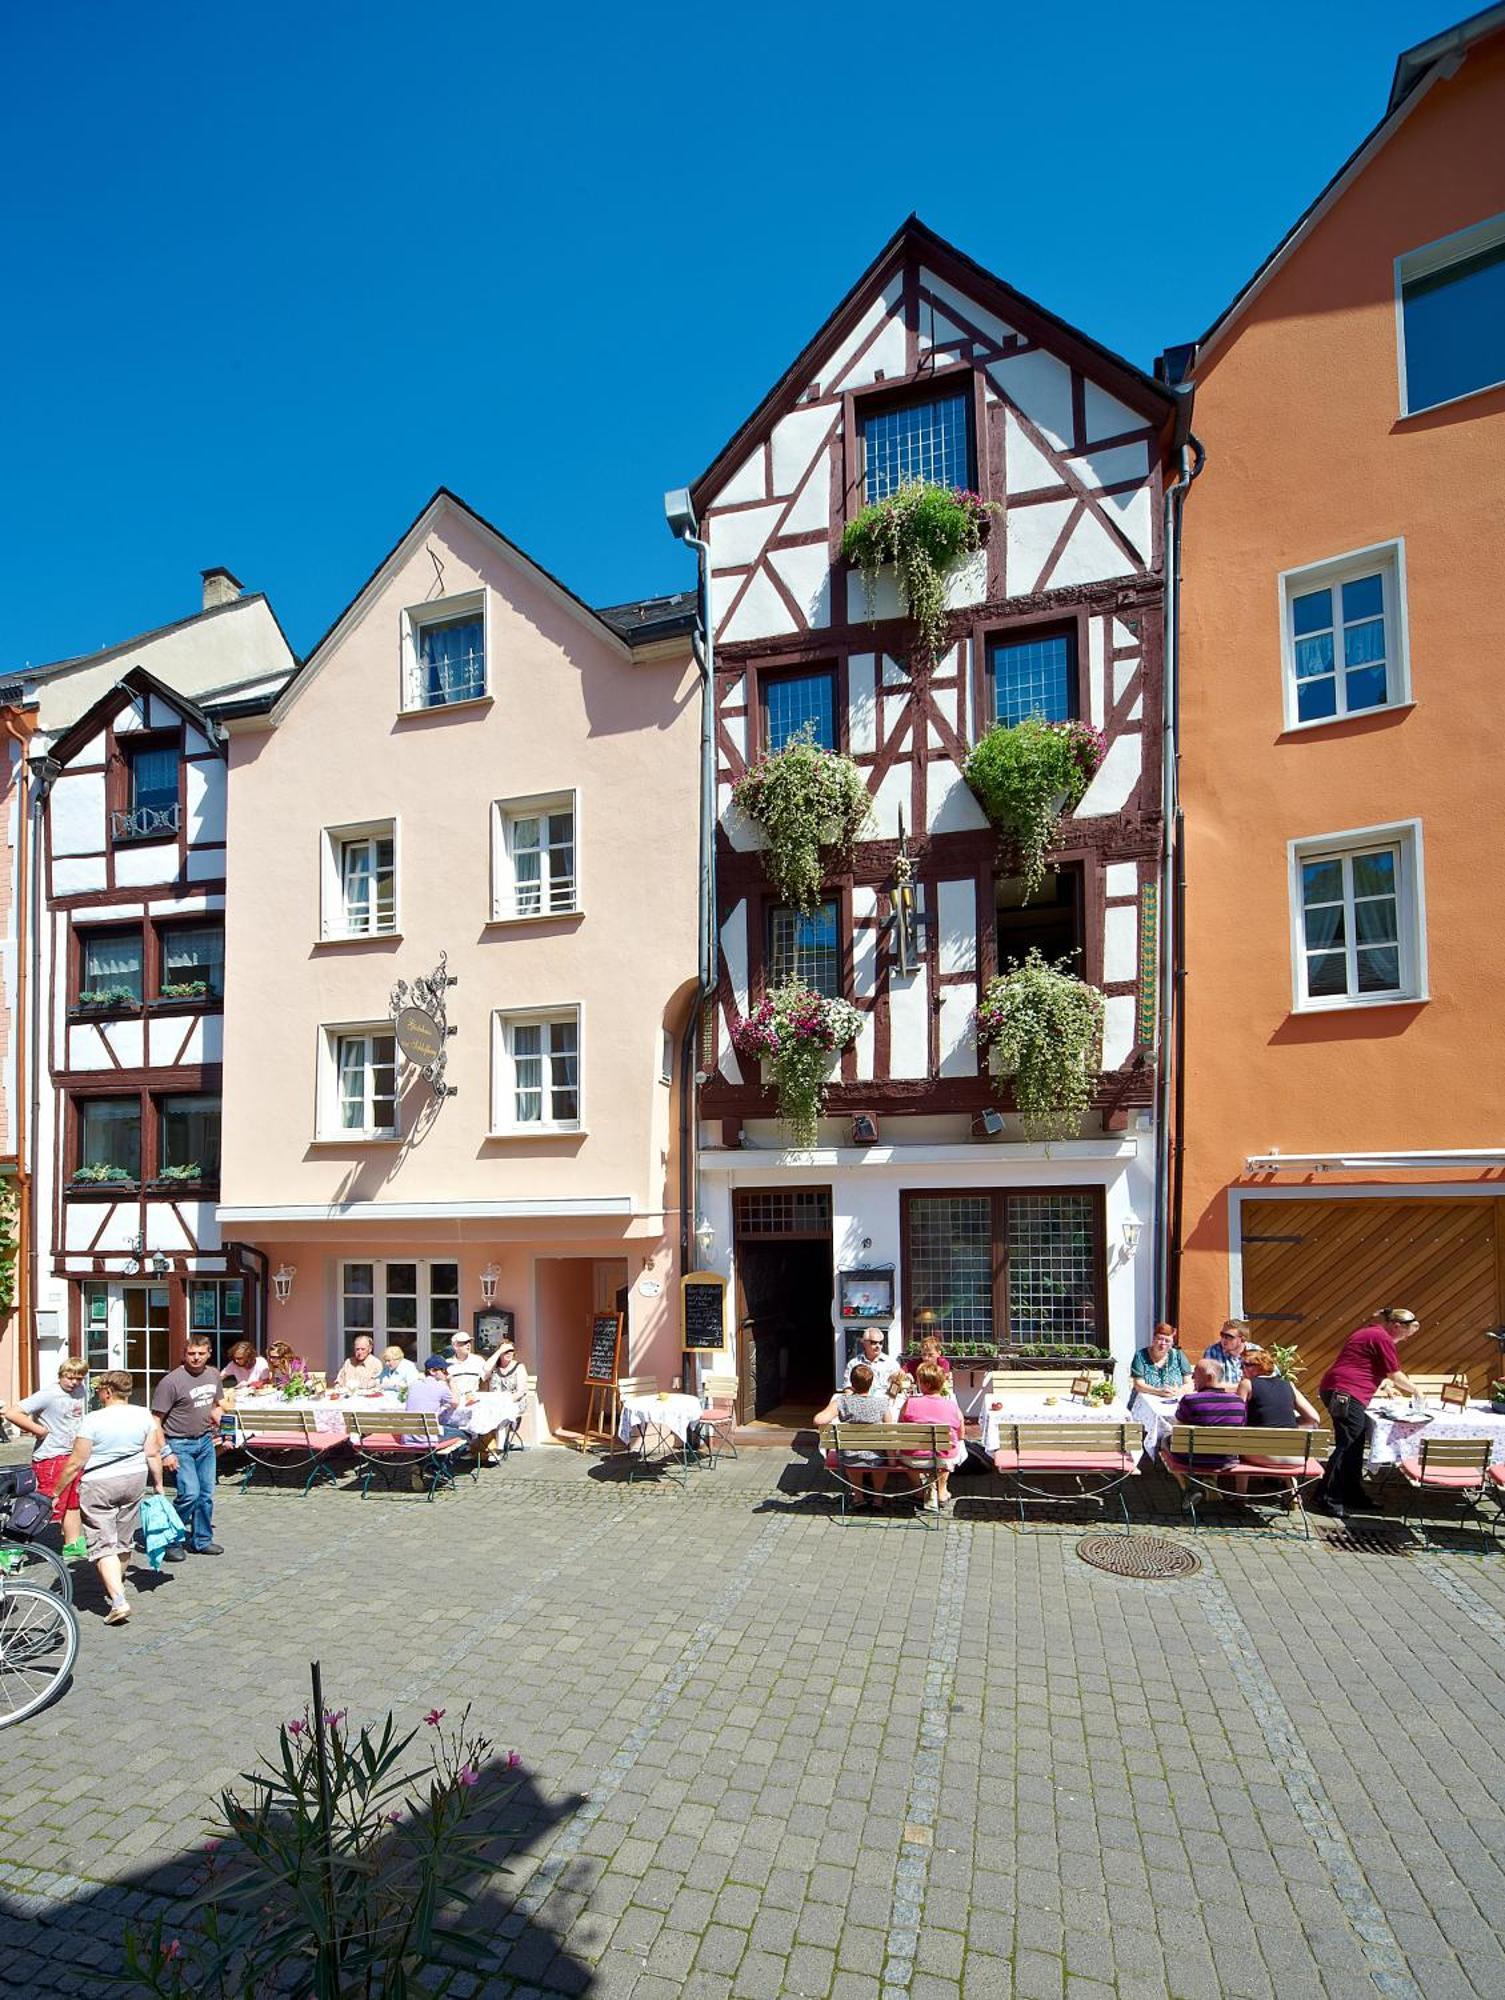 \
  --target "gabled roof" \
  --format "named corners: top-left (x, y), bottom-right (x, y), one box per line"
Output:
top-left (594, 590), bottom-right (698, 642)
top-left (691, 215), bottom-right (1178, 512)
top-left (269, 487), bottom-right (662, 724)
top-left (20, 589), bottom-right (293, 682)
top-left (1181, 5), bottom-right (1505, 374)
top-left (48, 665), bottom-right (226, 768)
